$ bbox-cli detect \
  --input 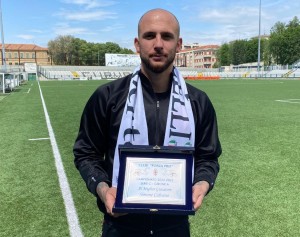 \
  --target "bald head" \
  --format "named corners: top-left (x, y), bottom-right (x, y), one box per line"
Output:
top-left (138, 9), bottom-right (180, 38)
